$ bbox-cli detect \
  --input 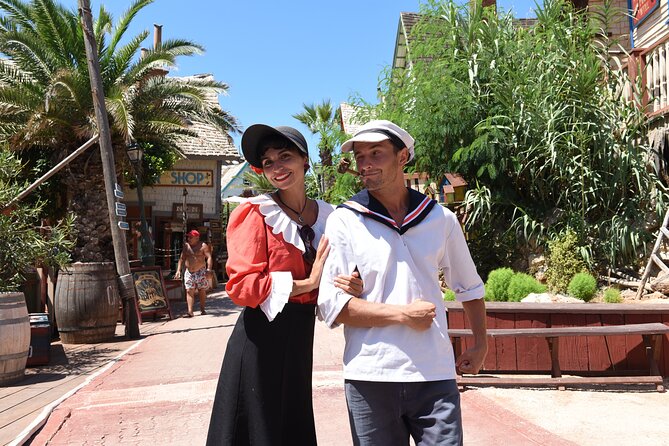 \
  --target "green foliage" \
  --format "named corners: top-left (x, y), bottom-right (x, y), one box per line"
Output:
top-left (546, 230), bottom-right (587, 293)
top-left (484, 267), bottom-right (514, 301)
top-left (356, 0), bottom-right (668, 276)
top-left (0, 149), bottom-right (75, 292)
top-left (567, 272), bottom-right (598, 302)
top-left (124, 141), bottom-right (179, 187)
top-left (507, 273), bottom-right (547, 302)
top-left (603, 287), bottom-right (622, 303)
top-left (242, 171), bottom-right (275, 195)
top-left (324, 154), bottom-right (363, 204)
top-left (0, 0), bottom-right (238, 153)
top-left (485, 268), bottom-right (546, 302)
top-left (0, 0), bottom-right (239, 260)
top-left (305, 167), bottom-right (322, 199)
top-left (293, 100), bottom-right (346, 196)
top-left (443, 289), bottom-right (456, 301)
top-left (141, 142), bottom-right (180, 185)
